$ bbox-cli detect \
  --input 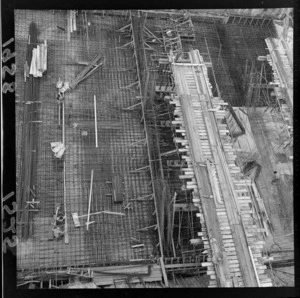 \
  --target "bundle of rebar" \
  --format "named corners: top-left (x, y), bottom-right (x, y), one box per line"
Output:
top-left (18, 22), bottom-right (40, 240)
top-left (69, 54), bottom-right (104, 89)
